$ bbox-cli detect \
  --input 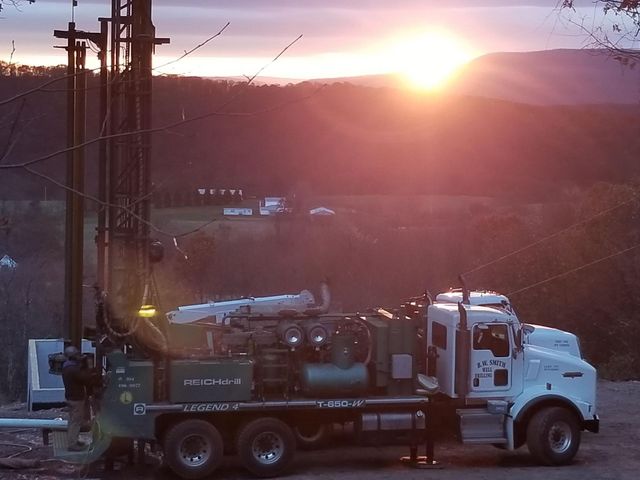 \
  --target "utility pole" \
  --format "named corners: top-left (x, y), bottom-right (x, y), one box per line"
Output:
top-left (96, 18), bottom-right (109, 294)
top-left (53, 23), bottom-right (96, 348)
